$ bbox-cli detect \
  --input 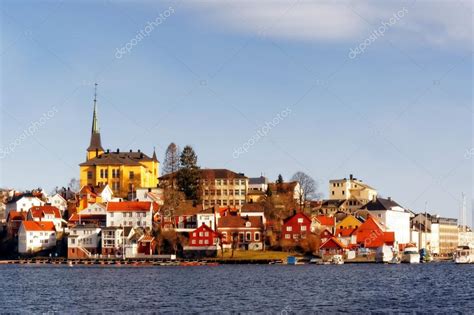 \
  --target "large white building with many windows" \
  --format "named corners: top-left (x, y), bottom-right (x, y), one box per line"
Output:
top-left (106, 201), bottom-right (155, 228)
